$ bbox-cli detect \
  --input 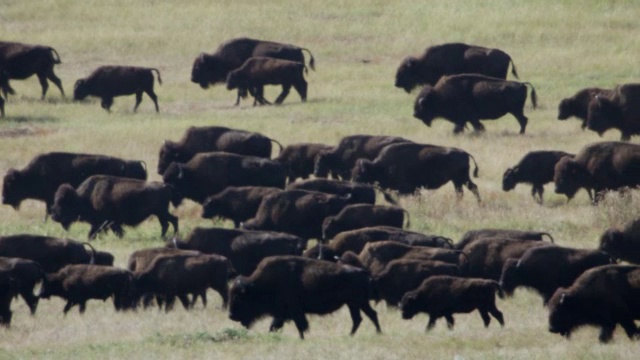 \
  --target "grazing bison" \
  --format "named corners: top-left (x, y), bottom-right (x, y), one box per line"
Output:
top-left (275, 143), bottom-right (334, 183)
top-left (557, 87), bottom-right (613, 129)
top-left (548, 265), bottom-right (640, 343)
top-left (322, 204), bottom-right (410, 240)
top-left (599, 218), bottom-right (640, 264)
top-left (73, 65), bottom-right (161, 112)
top-left (0, 234), bottom-right (111, 273)
top-left (454, 228), bottom-right (554, 250)
top-left (39, 264), bottom-right (134, 314)
top-left (399, 275), bottom-right (505, 331)
top-left (241, 190), bottom-right (357, 240)
top-left (352, 142), bottom-right (480, 201)
top-left (586, 83), bottom-right (640, 141)
top-left (0, 41), bottom-right (64, 99)
top-left (395, 43), bottom-right (518, 93)
top-left (170, 227), bottom-right (306, 276)
top-left (157, 126), bottom-right (281, 175)
top-left (226, 57), bottom-right (308, 105)
top-left (162, 152), bottom-right (286, 205)
top-left (499, 246), bottom-right (614, 304)
top-left (2, 152), bottom-right (147, 219)
top-left (286, 178), bottom-right (396, 205)
top-left (134, 253), bottom-right (232, 312)
top-left (502, 151), bottom-right (580, 204)
top-left (554, 141), bottom-right (640, 203)
top-left (191, 38), bottom-right (314, 105)
top-left (0, 257), bottom-right (45, 314)
top-left (228, 256), bottom-right (381, 339)
top-left (201, 186), bottom-right (283, 228)
top-left (313, 135), bottom-right (412, 180)
top-left (413, 74), bottom-right (537, 134)
top-left (356, 241), bottom-right (463, 276)
top-left (51, 175), bottom-right (178, 239)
